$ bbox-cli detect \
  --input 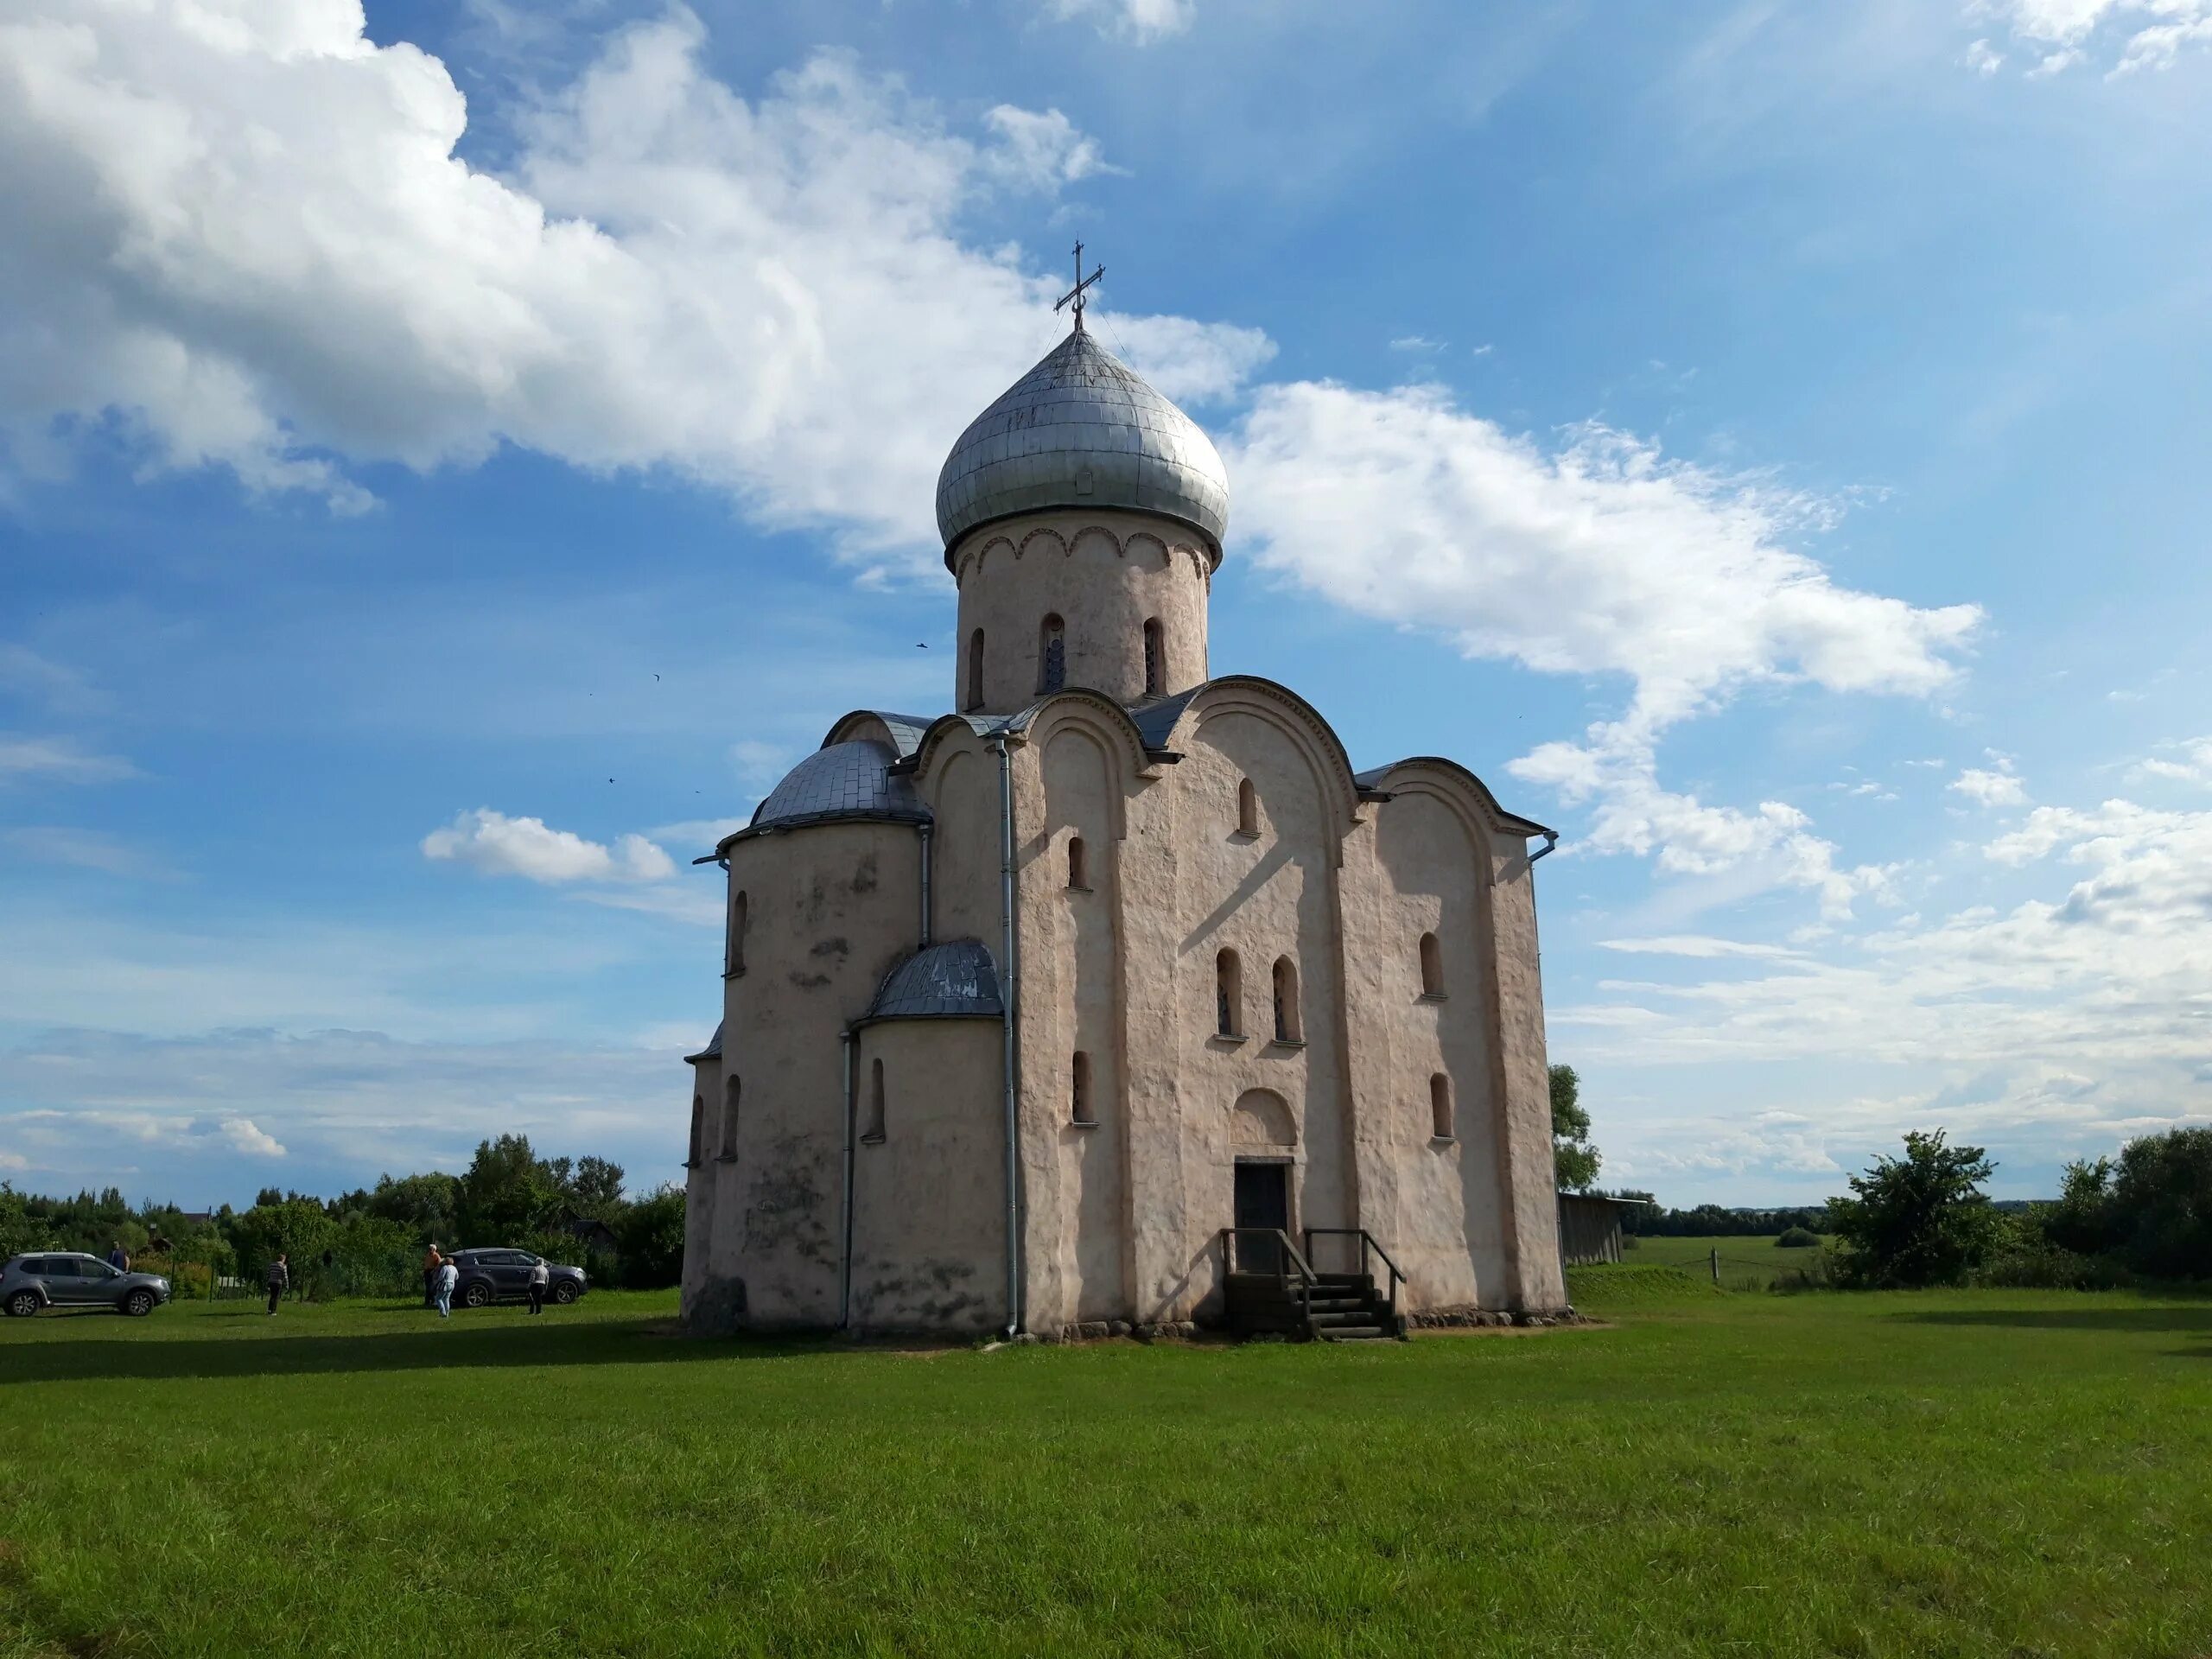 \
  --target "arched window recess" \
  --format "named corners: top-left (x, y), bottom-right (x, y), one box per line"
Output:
top-left (1066, 836), bottom-right (1090, 891)
top-left (1071, 1052), bottom-right (1095, 1127)
top-left (1430, 1073), bottom-right (1455, 1142)
top-left (1271, 957), bottom-right (1302, 1044)
top-left (863, 1058), bottom-right (887, 1143)
top-left (964, 629), bottom-right (986, 713)
top-left (1215, 950), bottom-right (1243, 1039)
top-left (1419, 931), bottom-right (1446, 1000)
top-left (719, 1077), bottom-right (741, 1160)
top-left (726, 890), bottom-right (748, 978)
top-left (1235, 778), bottom-right (1258, 839)
top-left (1142, 618), bottom-right (1164, 697)
top-left (1039, 614), bottom-right (1066, 694)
